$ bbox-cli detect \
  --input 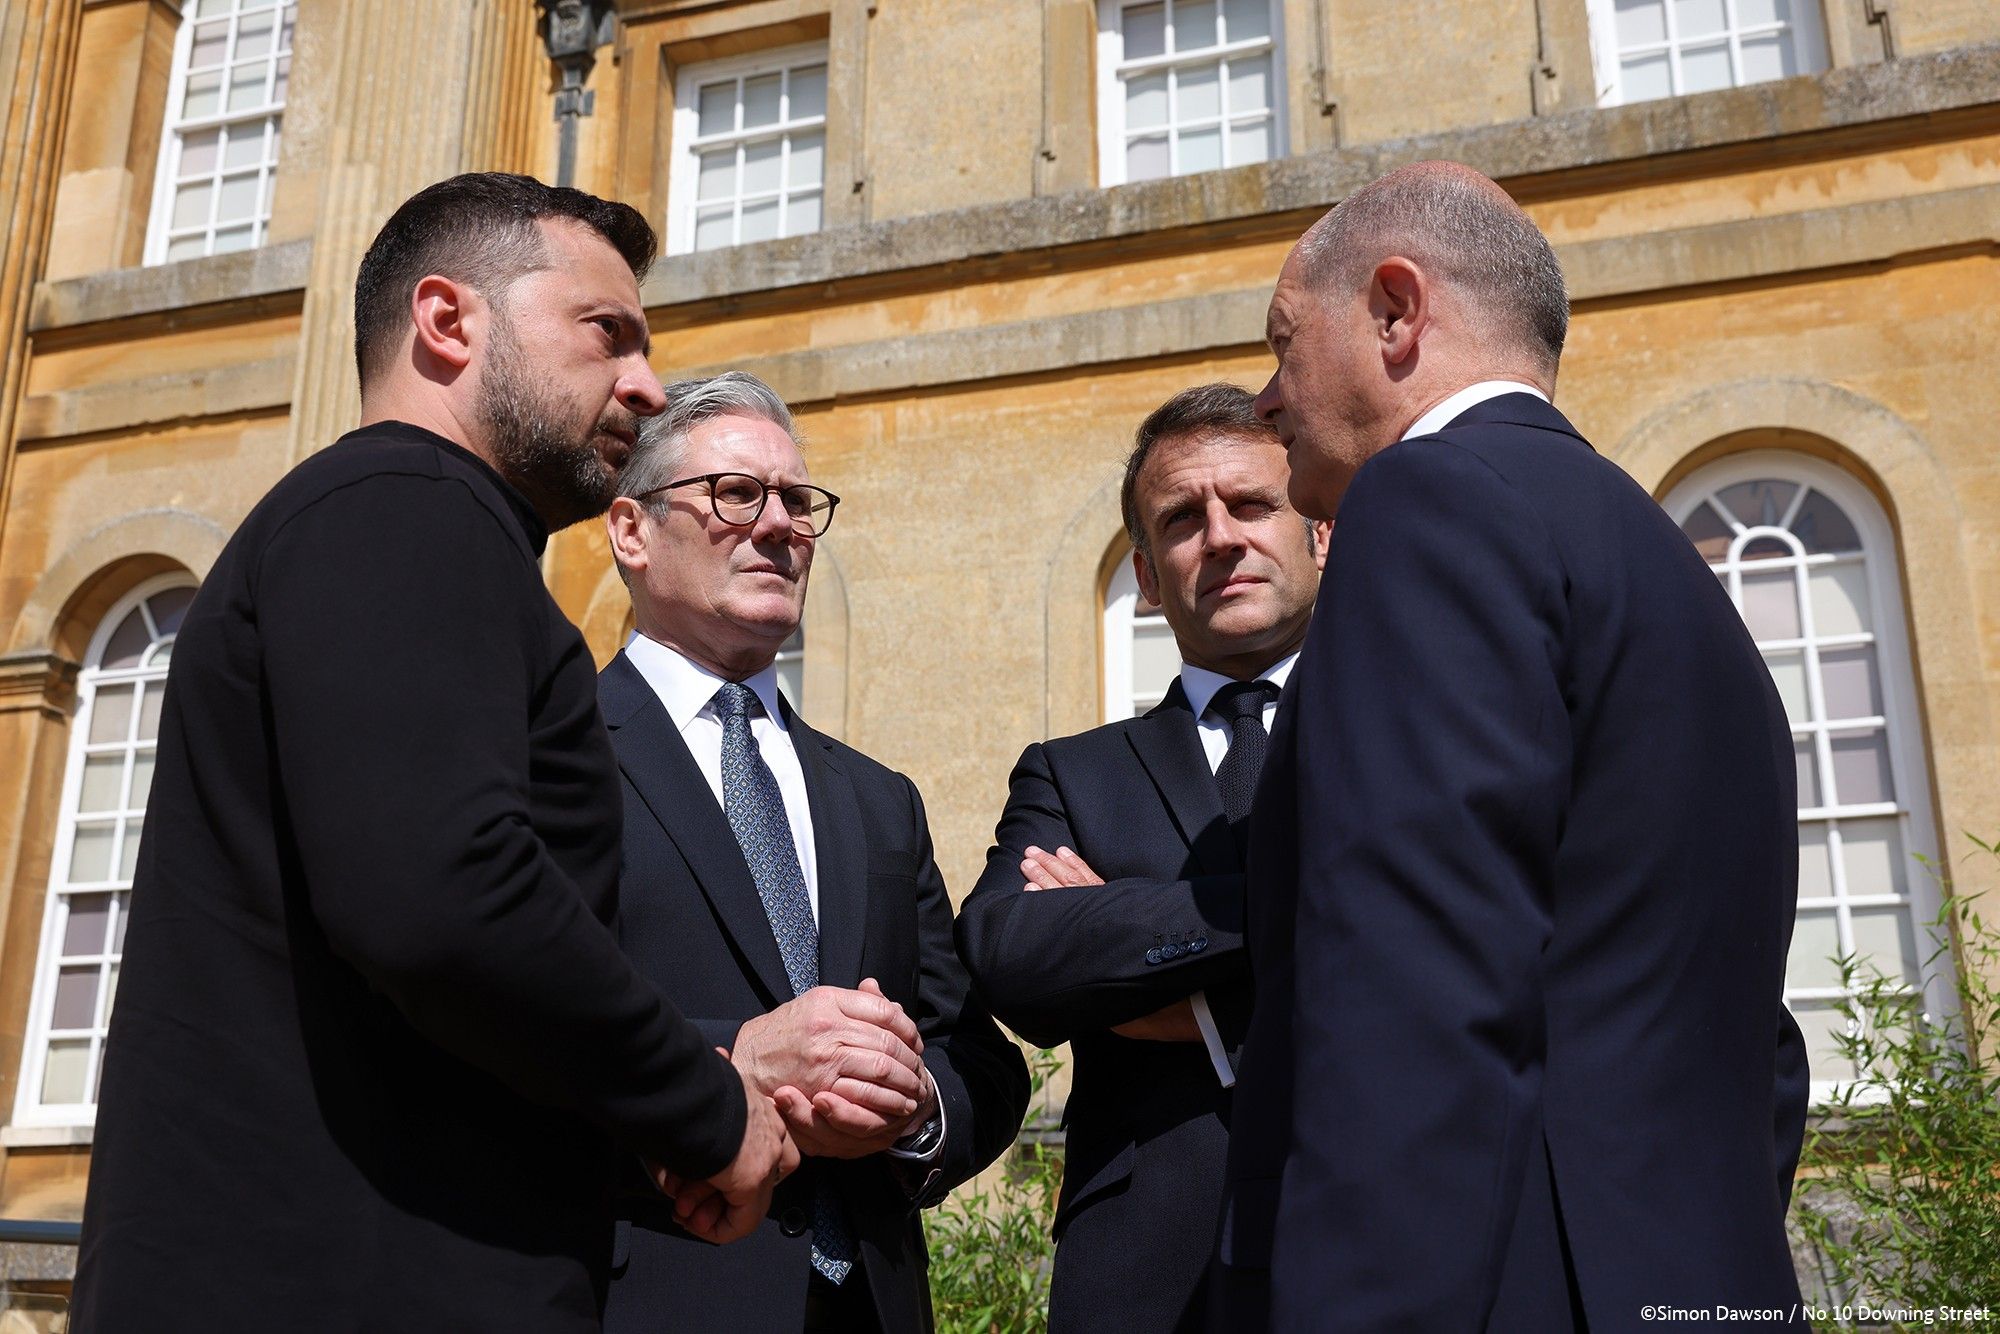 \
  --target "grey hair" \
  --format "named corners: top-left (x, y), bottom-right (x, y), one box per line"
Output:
top-left (1295, 161), bottom-right (1568, 376)
top-left (617, 370), bottom-right (802, 506)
